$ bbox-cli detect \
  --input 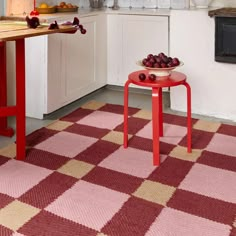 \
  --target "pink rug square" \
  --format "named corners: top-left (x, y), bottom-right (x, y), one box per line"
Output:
top-left (77, 110), bottom-right (123, 130)
top-left (179, 163), bottom-right (236, 204)
top-left (206, 133), bottom-right (236, 157)
top-left (45, 180), bottom-right (129, 231)
top-left (35, 131), bottom-right (97, 158)
top-left (99, 147), bottom-right (165, 178)
top-left (146, 207), bottom-right (231, 236)
top-left (0, 160), bottom-right (52, 198)
top-left (136, 122), bottom-right (187, 145)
